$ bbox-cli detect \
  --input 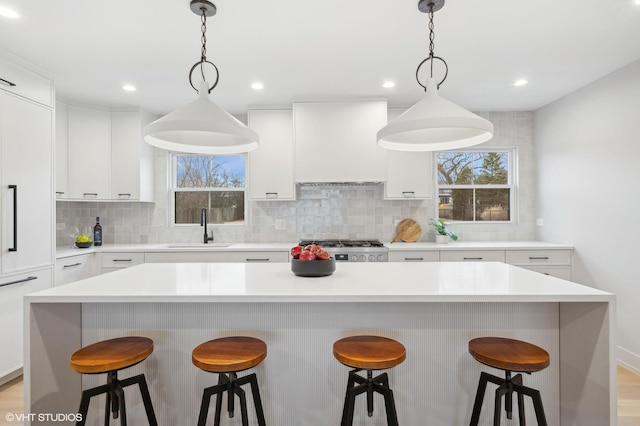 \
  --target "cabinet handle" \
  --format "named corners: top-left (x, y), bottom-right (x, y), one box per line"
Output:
top-left (529, 256), bottom-right (550, 260)
top-left (112, 259), bottom-right (132, 262)
top-left (9, 185), bottom-right (17, 252)
top-left (0, 78), bottom-right (17, 87)
top-left (265, 192), bottom-right (278, 198)
top-left (56, 191), bottom-right (65, 195)
top-left (246, 258), bottom-right (270, 262)
top-left (463, 257), bottom-right (483, 260)
top-left (117, 193), bottom-right (131, 197)
top-left (63, 262), bottom-right (82, 268)
top-left (402, 191), bottom-right (415, 197)
top-left (404, 257), bottom-right (424, 261)
top-left (0, 275), bottom-right (37, 288)
top-left (83, 193), bottom-right (98, 197)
